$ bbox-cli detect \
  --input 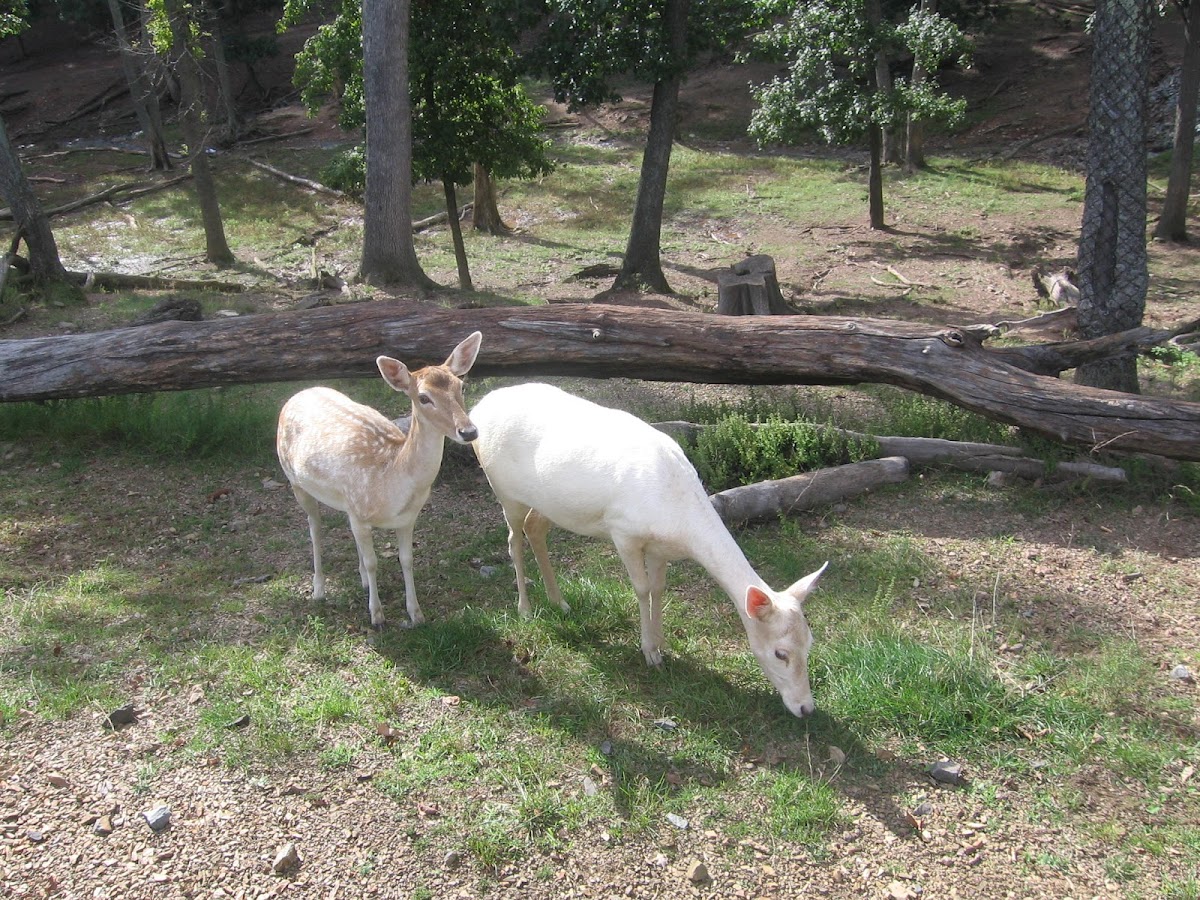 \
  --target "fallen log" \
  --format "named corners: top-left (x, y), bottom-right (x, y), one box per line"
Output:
top-left (1, 303), bottom-right (1199, 461)
top-left (653, 422), bottom-right (1129, 483)
top-left (709, 457), bottom-right (911, 525)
